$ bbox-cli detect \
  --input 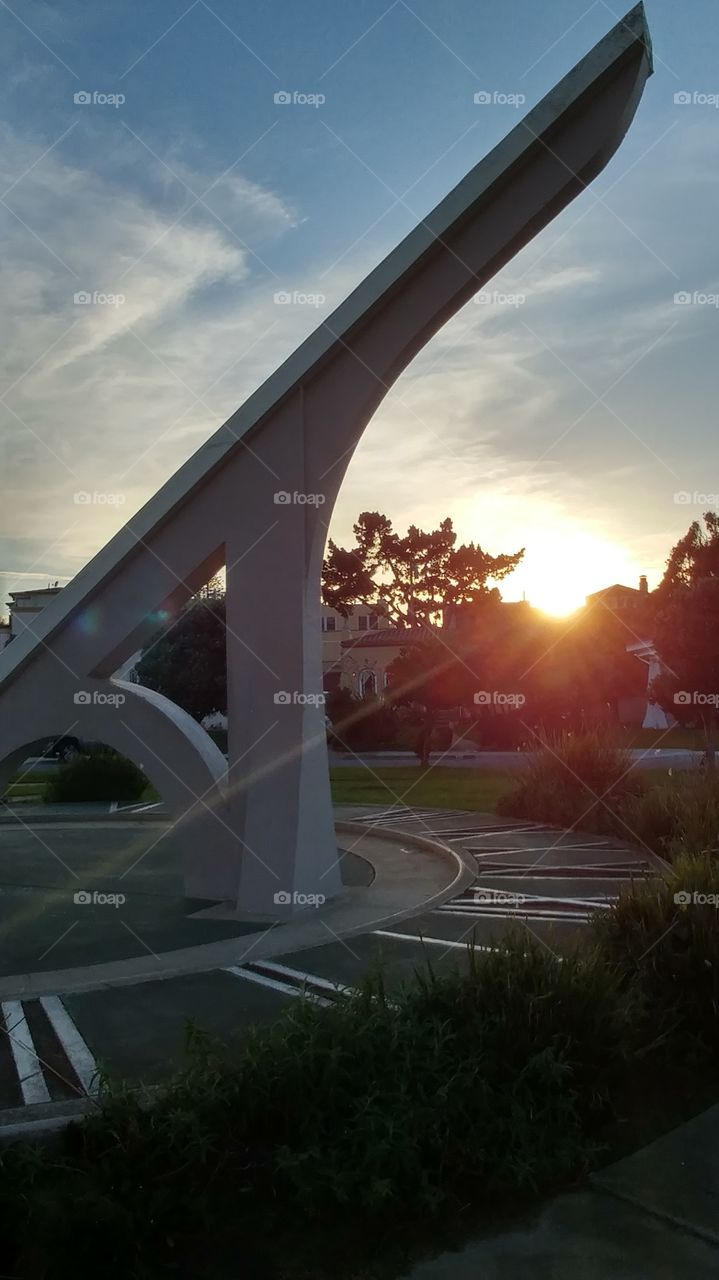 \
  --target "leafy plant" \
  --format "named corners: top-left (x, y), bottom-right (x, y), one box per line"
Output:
top-left (498, 731), bottom-right (642, 833)
top-left (619, 772), bottom-right (719, 859)
top-left (591, 853), bottom-right (719, 1059)
top-left (44, 748), bottom-right (147, 803)
top-left (0, 939), bottom-right (633, 1278)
